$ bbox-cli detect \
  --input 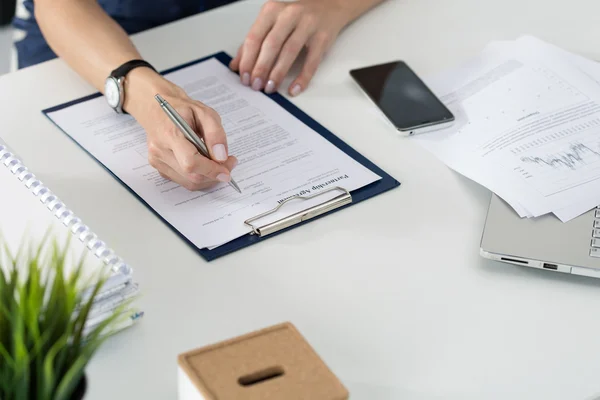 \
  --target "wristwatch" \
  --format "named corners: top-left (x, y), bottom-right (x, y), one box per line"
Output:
top-left (104, 60), bottom-right (157, 114)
